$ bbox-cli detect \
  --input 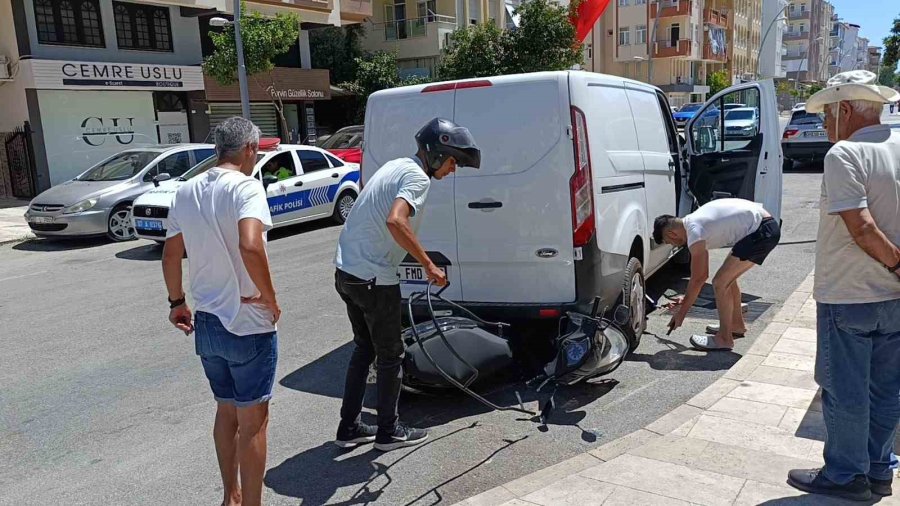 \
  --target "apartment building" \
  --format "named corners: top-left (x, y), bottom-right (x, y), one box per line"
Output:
top-left (585, 0), bottom-right (737, 107)
top-left (727, 0), bottom-right (762, 82)
top-left (856, 36), bottom-right (869, 71)
top-left (359, 0), bottom-right (519, 78)
top-left (758, 0), bottom-right (787, 78)
top-left (829, 18), bottom-right (861, 75)
top-left (782, 0), bottom-right (831, 83)
top-left (868, 46), bottom-right (883, 74)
